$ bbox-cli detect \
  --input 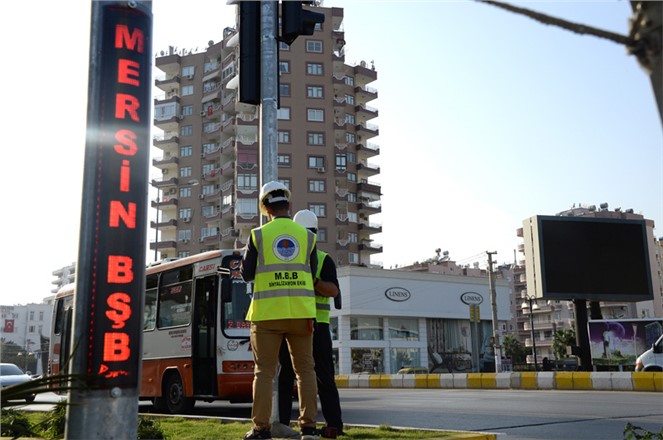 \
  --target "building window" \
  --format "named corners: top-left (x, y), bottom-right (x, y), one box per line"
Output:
top-left (348, 232), bottom-right (357, 243)
top-left (345, 94), bottom-right (355, 105)
top-left (309, 204), bottom-right (326, 217)
top-left (330, 317), bottom-right (338, 340)
top-left (277, 107), bottom-right (291, 120)
top-left (202, 184), bottom-right (215, 195)
top-left (347, 152), bottom-right (357, 163)
top-left (344, 114), bottom-right (355, 125)
top-left (180, 125), bottom-right (193, 136)
top-left (39, 311), bottom-right (44, 321)
top-left (307, 132), bottom-right (325, 145)
top-left (222, 64), bottom-right (234, 81)
top-left (181, 85), bottom-right (194, 96)
top-left (182, 66), bottom-right (195, 77)
top-left (348, 212), bottom-right (357, 223)
top-left (345, 132), bottom-right (355, 144)
top-left (237, 198), bottom-right (258, 216)
top-left (181, 105), bottom-right (193, 116)
top-left (237, 174), bottom-right (258, 191)
top-left (389, 348), bottom-right (421, 374)
top-left (307, 109), bottom-right (324, 122)
top-left (308, 156), bottom-right (325, 168)
top-left (317, 228), bottom-right (327, 242)
top-left (279, 61), bottom-right (290, 73)
top-left (349, 252), bottom-right (359, 264)
top-left (29, 311), bottom-right (34, 321)
top-left (179, 187), bottom-right (192, 198)
top-left (157, 277), bottom-right (191, 328)
top-left (347, 192), bottom-right (357, 203)
top-left (202, 163), bottom-right (216, 175)
top-left (351, 348), bottom-right (384, 374)
top-left (307, 86), bottom-right (324, 98)
top-left (178, 229), bottom-right (192, 240)
top-left (279, 178), bottom-right (291, 189)
top-left (177, 251), bottom-right (192, 258)
top-left (307, 63), bottom-right (323, 75)
top-left (350, 316), bottom-right (384, 340)
top-left (344, 76), bottom-right (354, 86)
top-left (279, 41), bottom-right (290, 51)
top-left (280, 83), bottom-right (290, 97)
top-left (180, 145), bottom-right (192, 157)
top-left (278, 154), bottom-right (291, 167)
top-left (278, 130), bottom-right (290, 144)
top-left (306, 40), bottom-right (323, 53)
top-left (308, 179), bottom-right (325, 192)
top-left (180, 166), bottom-right (192, 177)
top-left (347, 172), bottom-right (356, 182)
top-left (202, 142), bottom-right (218, 154)
top-left (202, 205), bottom-right (217, 217)
top-left (335, 154), bottom-right (347, 172)
top-left (388, 318), bottom-right (419, 341)
top-left (179, 208), bottom-right (192, 219)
